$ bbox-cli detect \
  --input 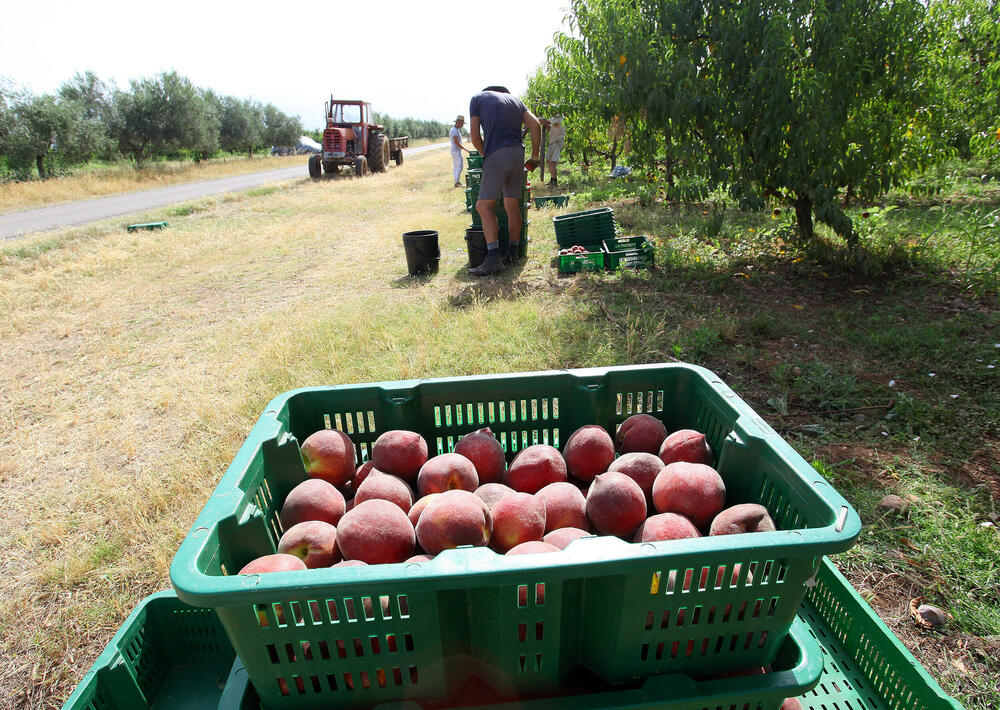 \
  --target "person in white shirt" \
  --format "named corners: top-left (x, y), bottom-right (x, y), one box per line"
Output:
top-left (450, 115), bottom-right (470, 187)
top-left (540, 114), bottom-right (565, 187)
